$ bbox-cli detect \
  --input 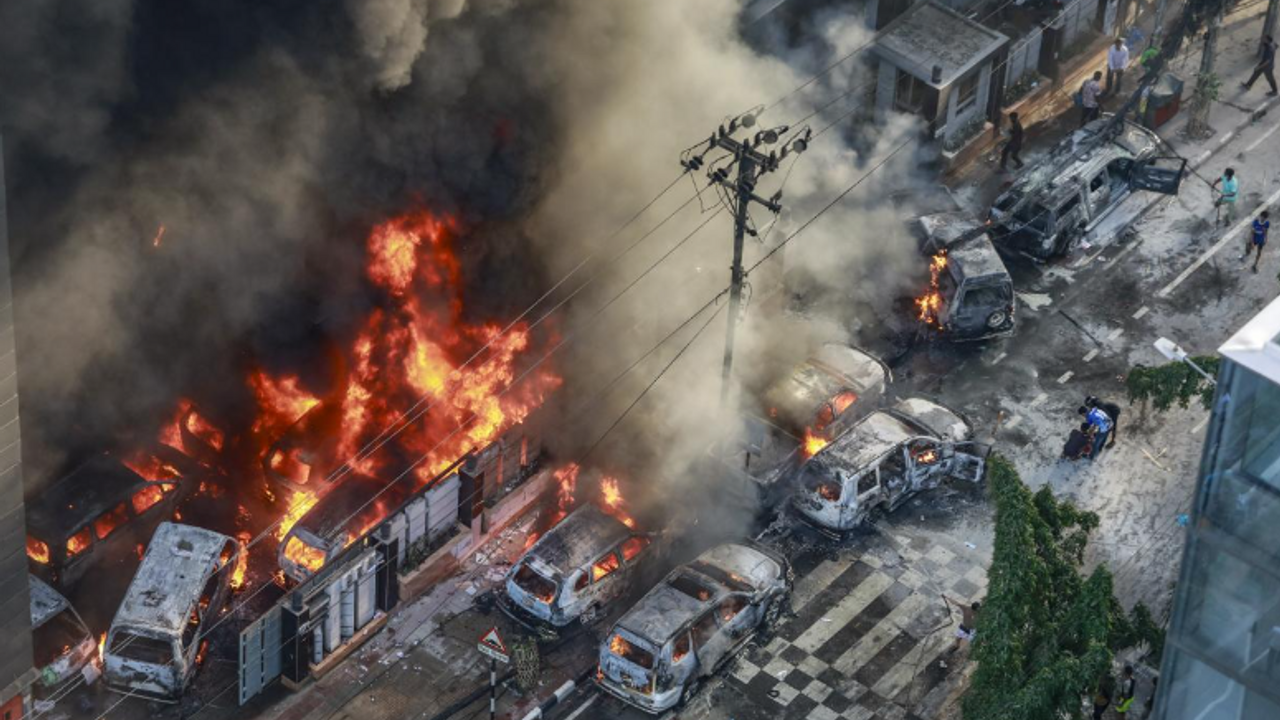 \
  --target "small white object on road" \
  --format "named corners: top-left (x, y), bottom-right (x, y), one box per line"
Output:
top-left (1132, 306), bottom-right (1150, 320)
top-left (1083, 349), bottom-right (1100, 362)
top-left (1058, 371), bottom-right (1074, 384)
top-left (965, 542), bottom-right (977, 550)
